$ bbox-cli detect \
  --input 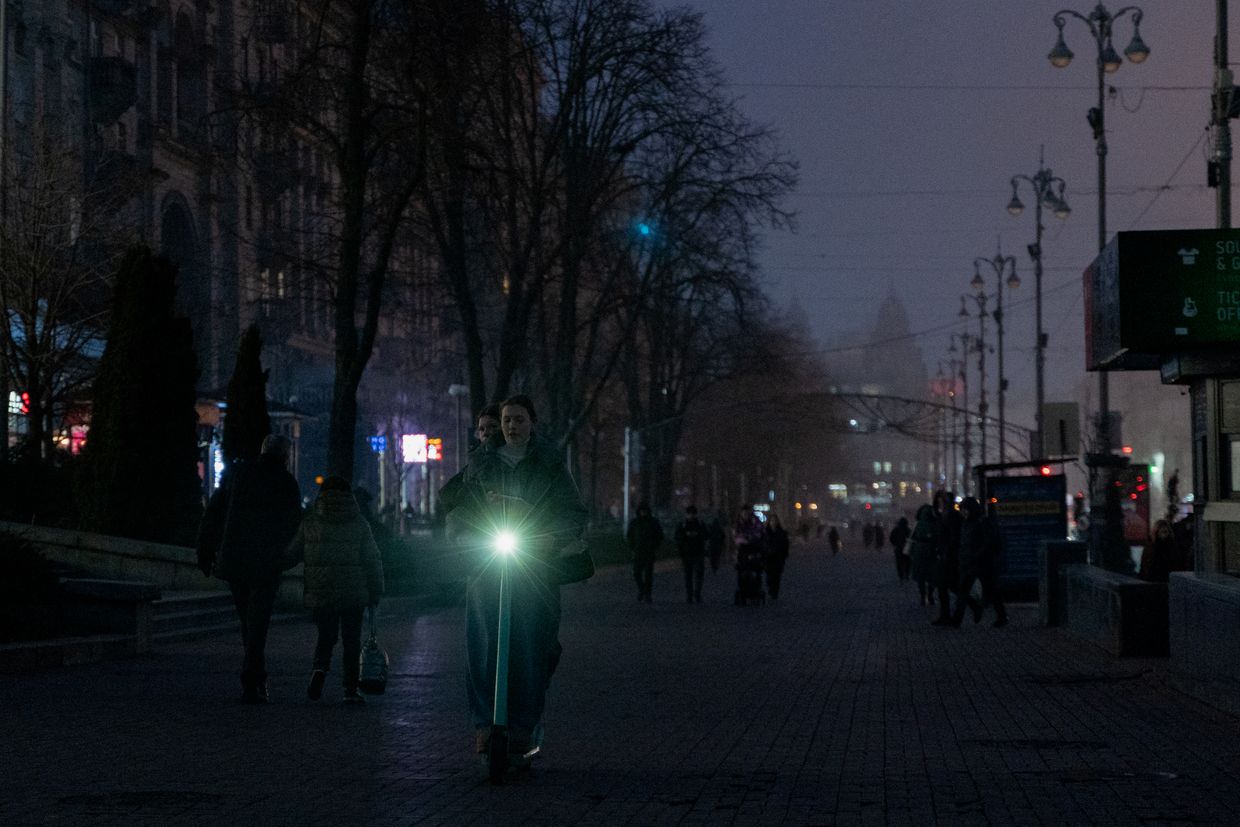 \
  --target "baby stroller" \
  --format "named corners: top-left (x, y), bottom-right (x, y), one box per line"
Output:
top-left (734, 542), bottom-right (766, 605)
